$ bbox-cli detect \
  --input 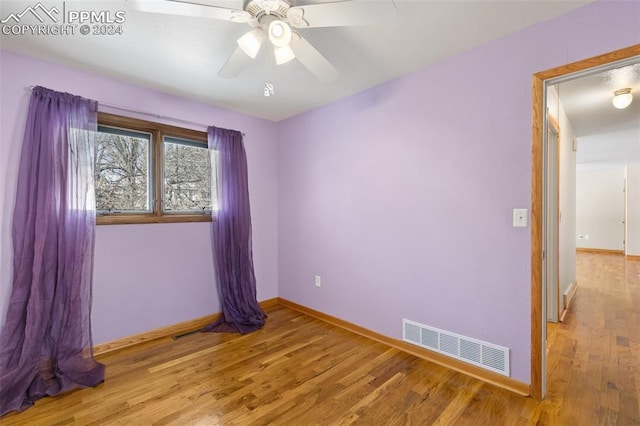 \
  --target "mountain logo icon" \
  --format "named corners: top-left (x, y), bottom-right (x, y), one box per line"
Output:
top-left (1, 3), bottom-right (59, 24)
